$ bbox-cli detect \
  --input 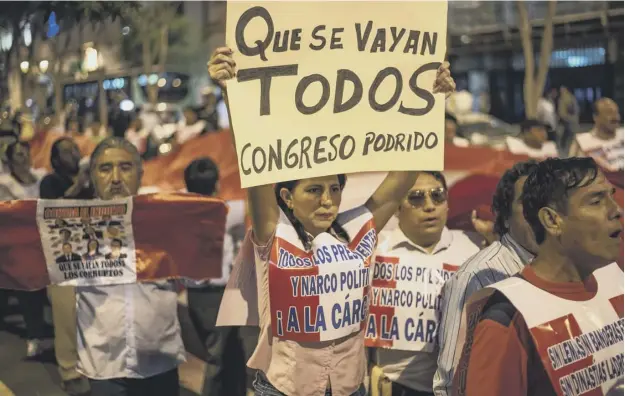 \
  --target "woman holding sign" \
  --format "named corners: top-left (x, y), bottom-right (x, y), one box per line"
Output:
top-left (209, 47), bottom-right (456, 396)
top-left (366, 171), bottom-right (480, 396)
